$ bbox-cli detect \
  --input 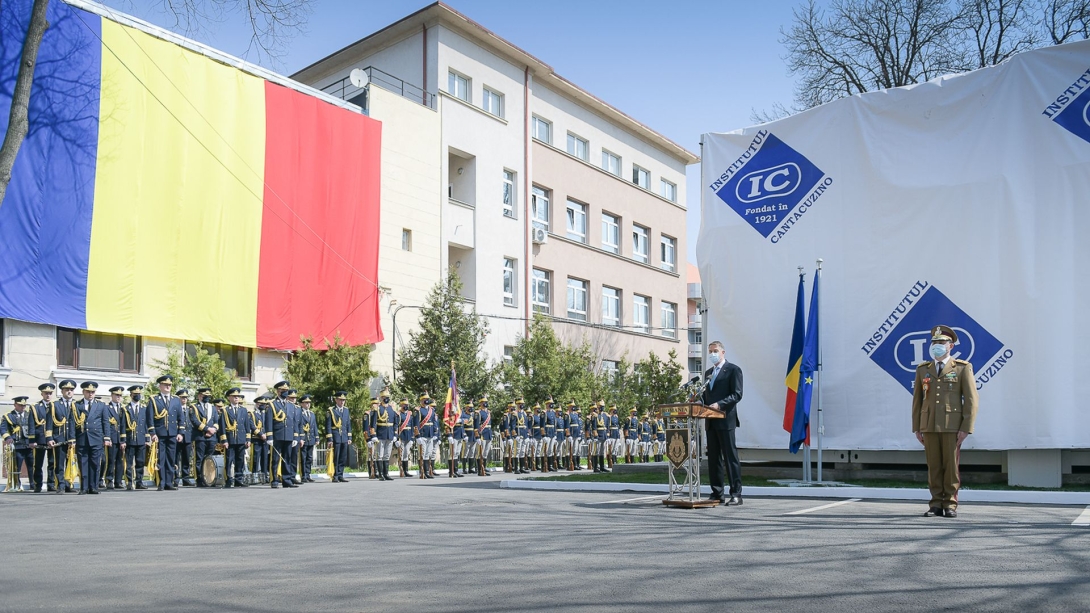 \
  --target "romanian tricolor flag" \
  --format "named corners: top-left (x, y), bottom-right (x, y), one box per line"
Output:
top-left (0, 1), bottom-right (382, 350)
top-left (443, 365), bottom-right (459, 430)
top-left (783, 273), bottom-right (807, 448)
